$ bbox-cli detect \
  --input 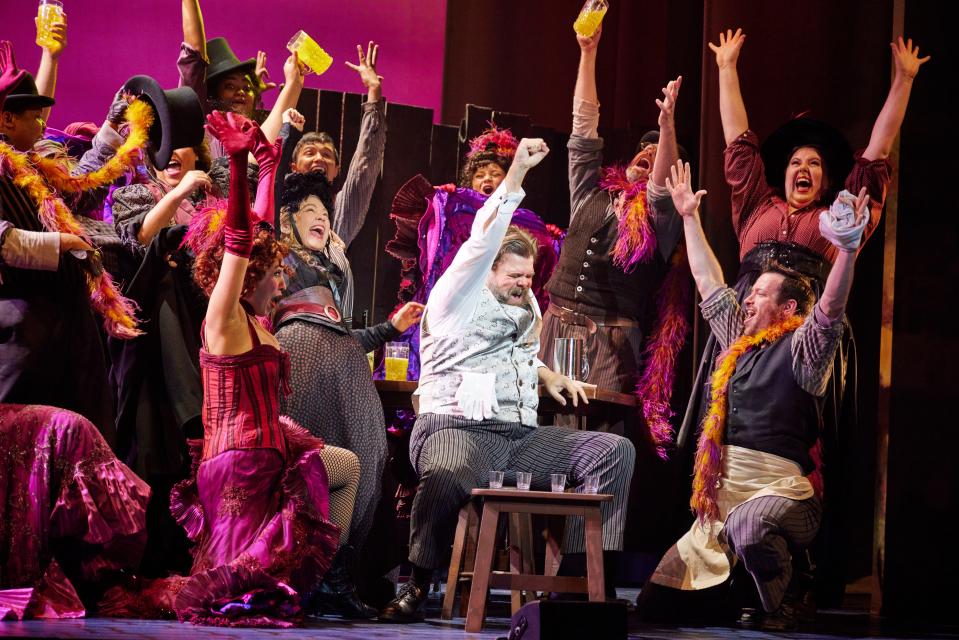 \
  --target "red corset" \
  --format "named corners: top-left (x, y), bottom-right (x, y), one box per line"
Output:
top-left (199, 314), bottom-right (291, 461)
